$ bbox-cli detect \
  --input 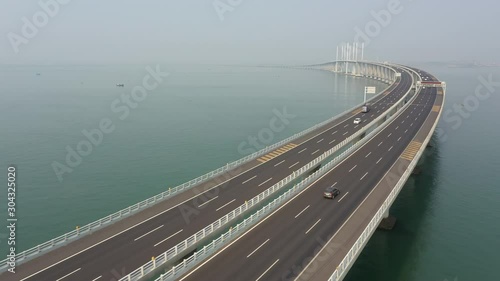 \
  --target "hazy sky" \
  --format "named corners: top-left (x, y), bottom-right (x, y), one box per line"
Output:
top-left (1, 0), bottom-right (498, 65)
